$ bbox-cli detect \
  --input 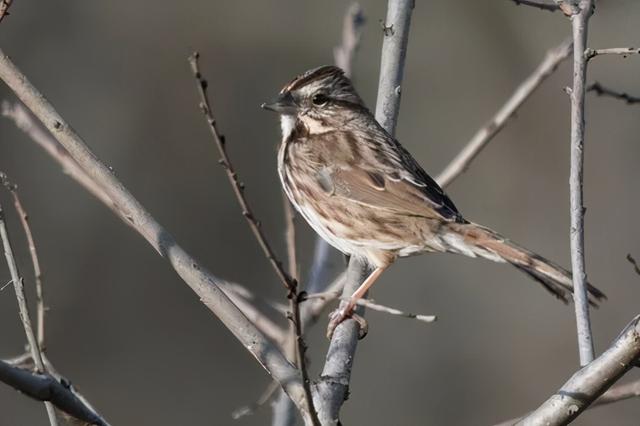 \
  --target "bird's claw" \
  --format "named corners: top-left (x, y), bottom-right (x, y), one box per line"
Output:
top-left (326, 305), bottom-right (368, 340)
